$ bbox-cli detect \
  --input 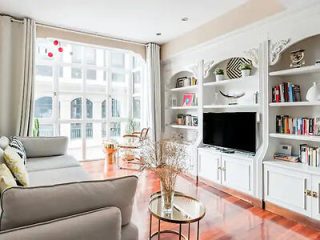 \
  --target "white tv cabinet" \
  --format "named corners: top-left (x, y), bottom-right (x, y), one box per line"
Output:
top-left (198, 147), bottom-right (256, 200)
